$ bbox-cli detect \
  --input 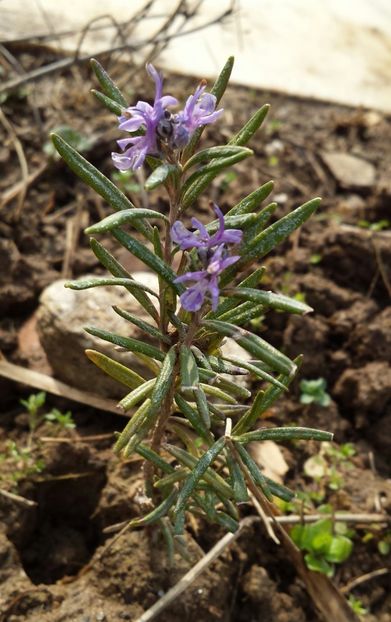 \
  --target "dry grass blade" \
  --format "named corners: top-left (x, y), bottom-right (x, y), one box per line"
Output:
top-left (0, 108), bottom-right (29, 217)
top-left (0, 359), bottom-right (120, 414)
